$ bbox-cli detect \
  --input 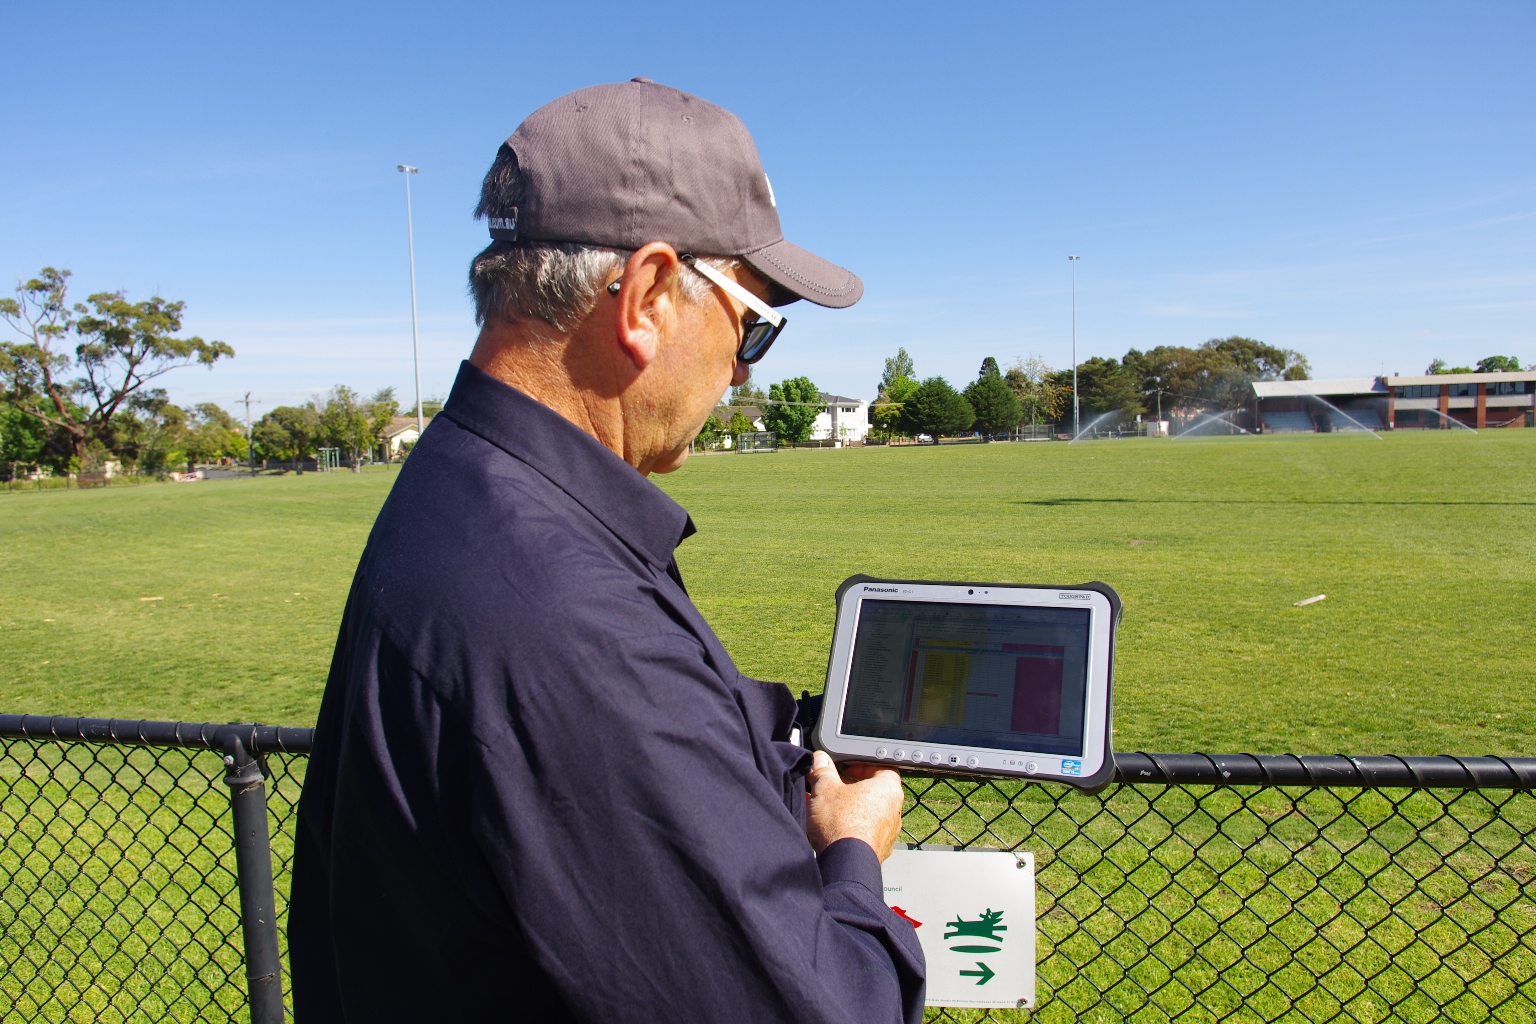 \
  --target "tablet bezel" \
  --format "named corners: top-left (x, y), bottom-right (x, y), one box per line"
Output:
top-left (811, 576), bottom-right (1119, 791)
